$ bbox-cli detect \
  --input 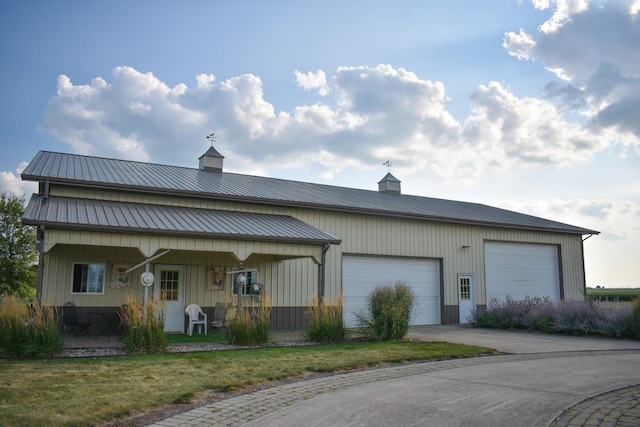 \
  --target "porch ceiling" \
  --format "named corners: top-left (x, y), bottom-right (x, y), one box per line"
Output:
top-left (41, 229), bottom-right (328, 263)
